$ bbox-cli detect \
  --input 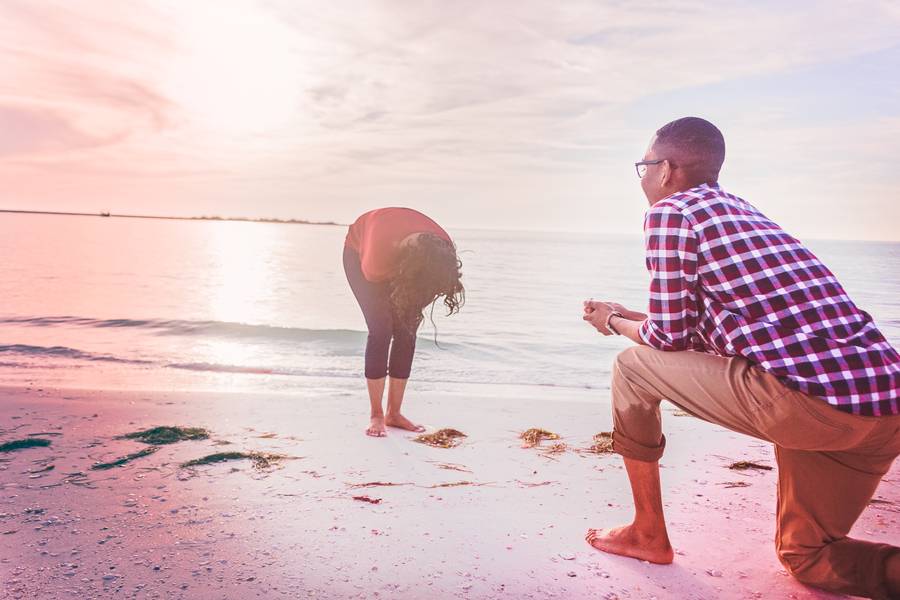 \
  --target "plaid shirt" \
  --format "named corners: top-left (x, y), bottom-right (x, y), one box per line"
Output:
top-left (639, 183), bottom-right (899, 416)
